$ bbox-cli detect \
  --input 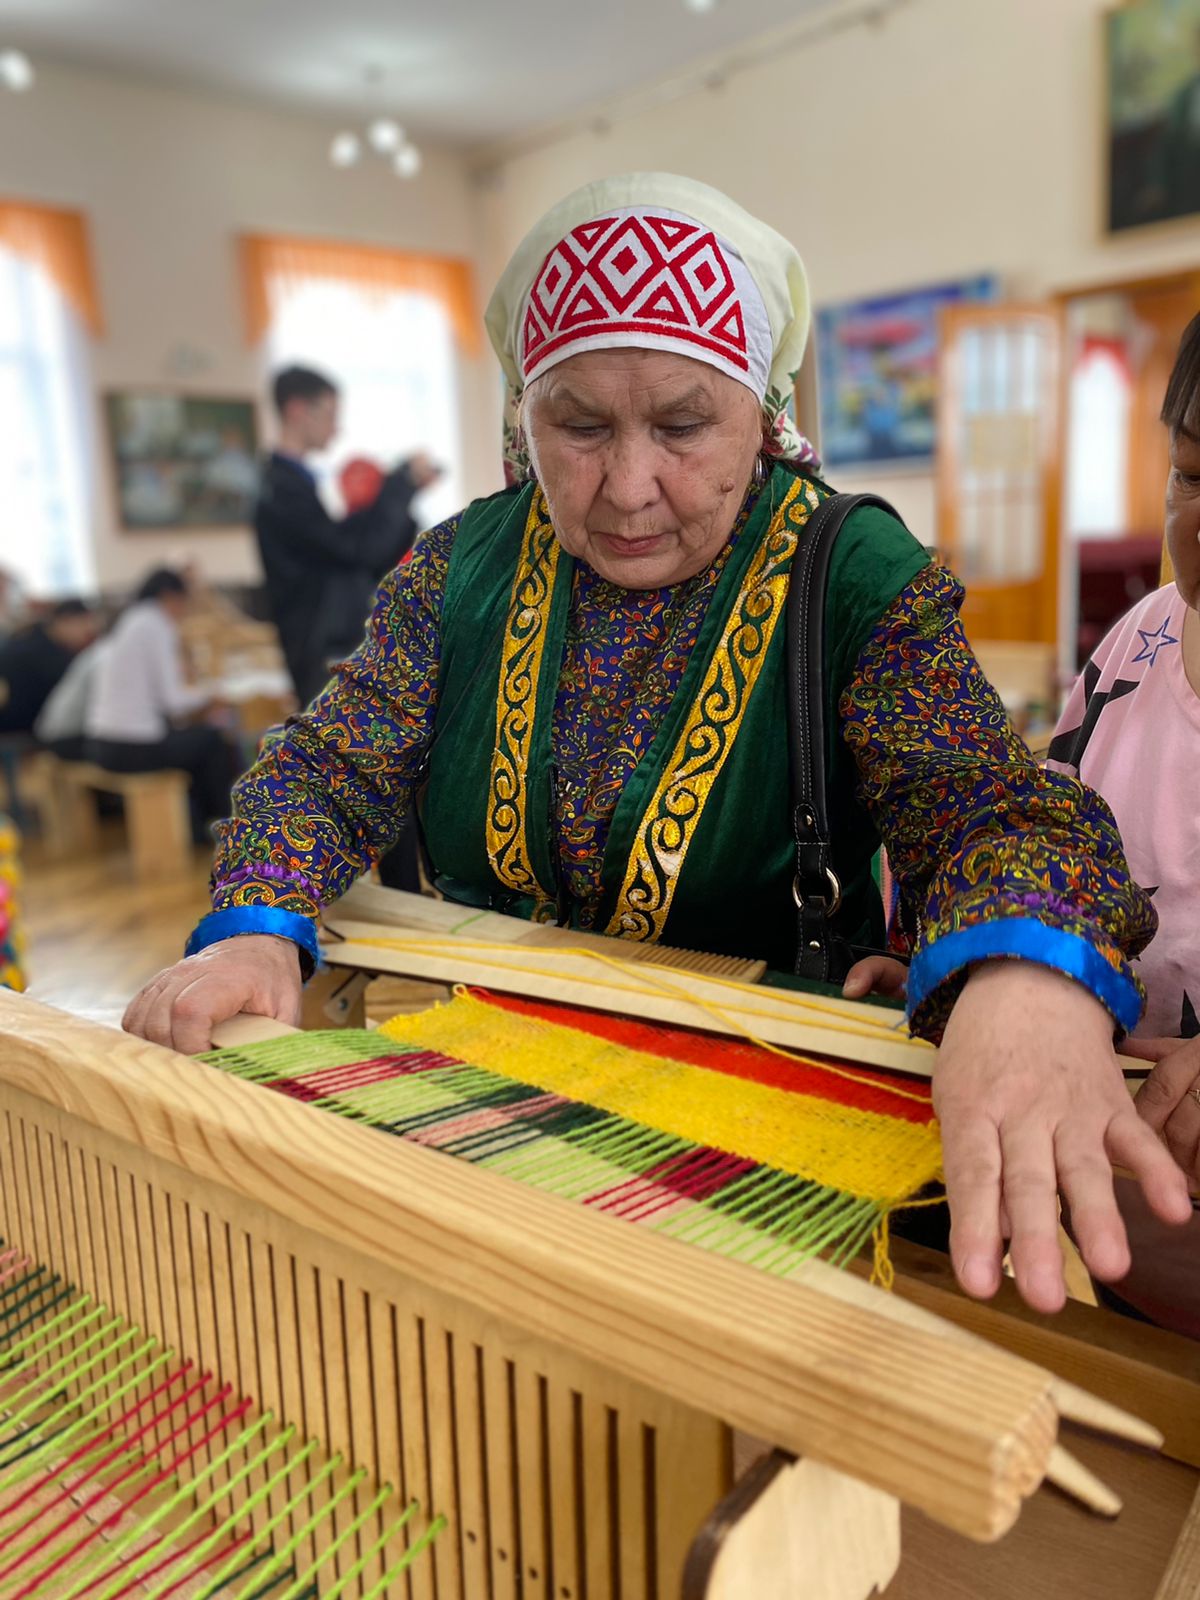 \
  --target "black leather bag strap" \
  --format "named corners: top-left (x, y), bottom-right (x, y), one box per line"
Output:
top-left (786, 491), bottom-right (907, 981)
